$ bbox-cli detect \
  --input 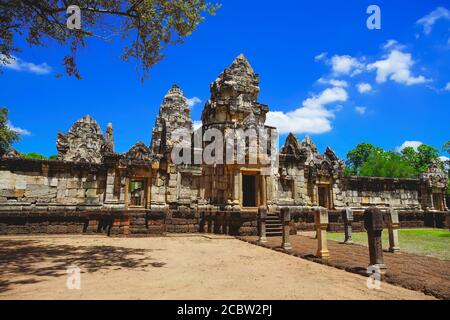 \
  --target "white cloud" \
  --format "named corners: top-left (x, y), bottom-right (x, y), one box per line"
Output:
top-left (395, 140), bottom-right (423, 153)
top-left (1, 55), bottom-right (52, 75)
top-left (440, 156), bottom-right (450, 162)
top-left (7, 120), bottom-right (31, 136)
top-left (367, 50), bottom-right (430, 85)
top-left (314, 52), bottom-right (327, 61)
top-left (355, 106), bottom-right (366, 115)
top-left (330, 54), bottom-right (364, 76)
top-left (416, 7), bottom-right (450, 35)
top-left (383, 39), bottom-right (407, 51)
top-left (193, 120), bottom-right (202, 130)
top-left (384, 40), bottom-right (399, 49)
top-left (445, 82), bottom-right (450, 91)
top-left (357, 82), bottom-right (373, 94)
top-left (186, 97), bottom-right (201, 108)
top-left (266, 85), bottom-right (348, 134)
top-left (317, 78), bottom-right (348, 87)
